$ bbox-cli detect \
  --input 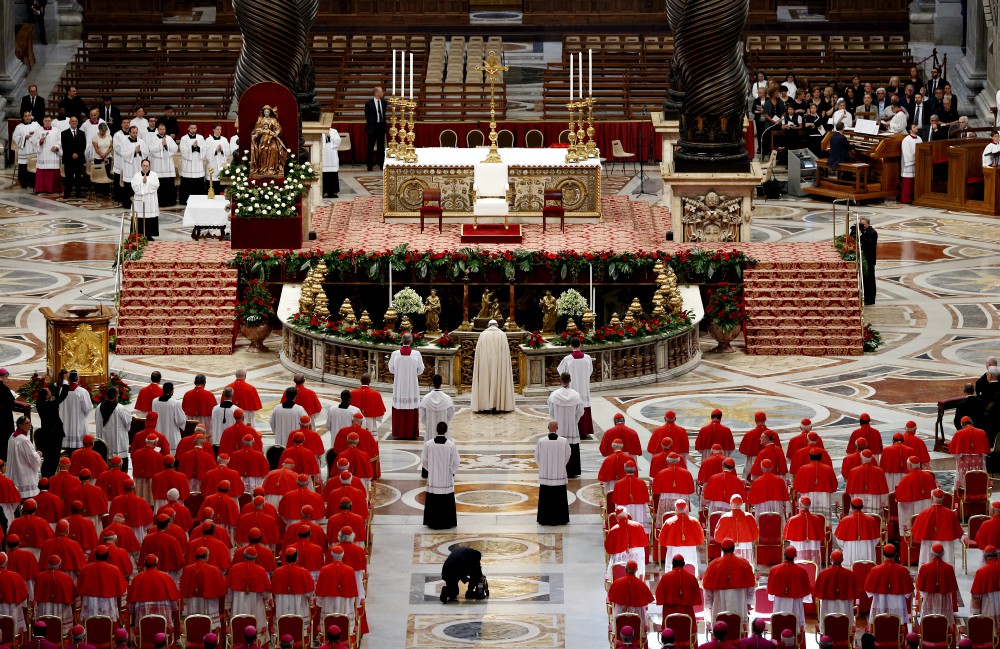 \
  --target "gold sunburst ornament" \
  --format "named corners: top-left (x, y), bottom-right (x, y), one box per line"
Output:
top-left (476, 50), bottom-right (509, 164)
